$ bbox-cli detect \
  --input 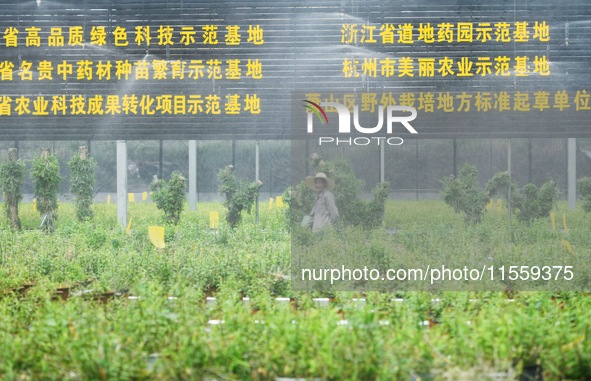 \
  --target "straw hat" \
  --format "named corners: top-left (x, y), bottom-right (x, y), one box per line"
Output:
top-left (305, 172), bottom-right (335, 191)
